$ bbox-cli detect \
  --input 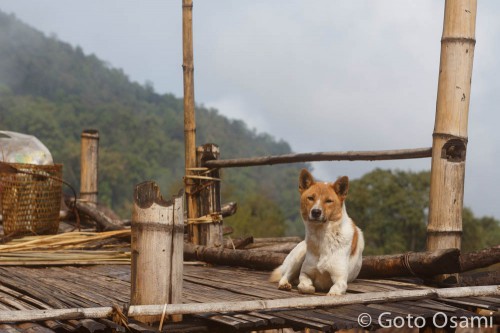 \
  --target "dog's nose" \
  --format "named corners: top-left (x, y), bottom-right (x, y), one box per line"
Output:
top-left (311, 209), bottom-right (322, 219)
